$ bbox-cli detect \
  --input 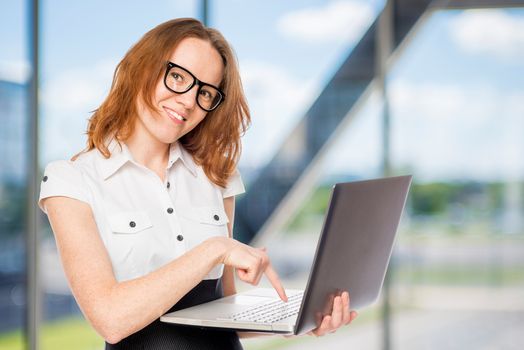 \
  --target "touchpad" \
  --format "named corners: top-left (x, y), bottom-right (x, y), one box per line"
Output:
top-left (222, 295), bottom-right (274, 305)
